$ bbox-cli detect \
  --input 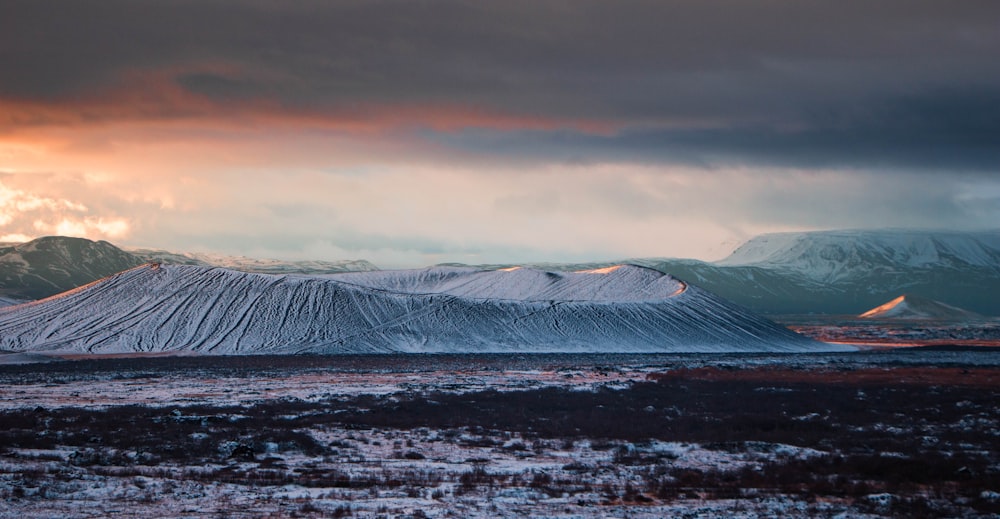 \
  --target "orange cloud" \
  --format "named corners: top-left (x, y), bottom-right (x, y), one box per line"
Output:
top-left (0, 65), bottom-right (618, 137)
top-left (0, 178), bottom-right (132, 243)
top-left (34, 216), bottom-right (131, 240)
